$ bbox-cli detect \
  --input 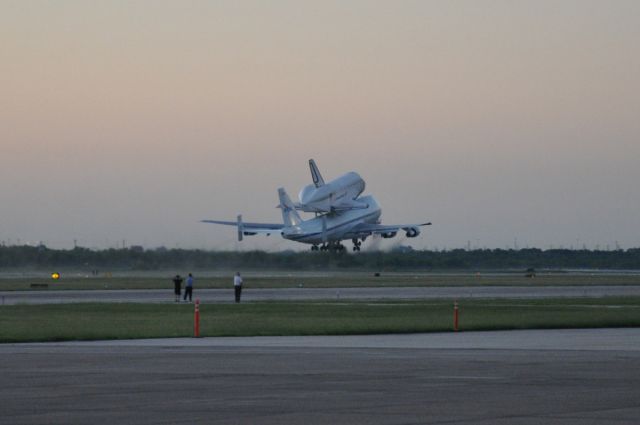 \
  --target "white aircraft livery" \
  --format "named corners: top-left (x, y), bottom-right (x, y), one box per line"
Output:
top-left (202, 160), bottom-right (431, 251)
